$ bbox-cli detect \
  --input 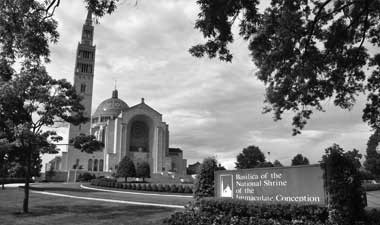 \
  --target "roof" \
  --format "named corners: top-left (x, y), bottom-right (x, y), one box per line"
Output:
top-left (93, 89), bottom-right (129, 118)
